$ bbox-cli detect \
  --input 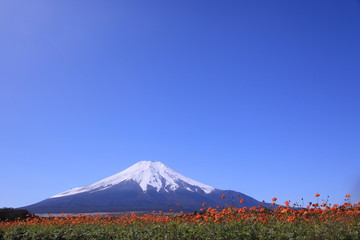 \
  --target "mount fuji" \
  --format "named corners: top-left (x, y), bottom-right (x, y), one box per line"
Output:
top-left (23, 161), bottom-right (269, 213)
